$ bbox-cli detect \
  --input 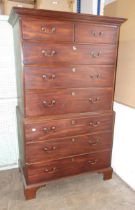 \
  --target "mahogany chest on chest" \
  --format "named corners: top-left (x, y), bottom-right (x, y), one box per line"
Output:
top-left (9, 7), bottom-right (126, 200)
